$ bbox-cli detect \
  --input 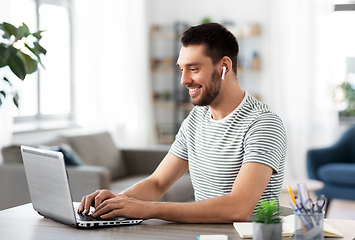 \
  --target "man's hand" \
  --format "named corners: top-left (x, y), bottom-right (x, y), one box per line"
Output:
top-left (91, 195), bottom-right (152, 220)
top-left (77, 189), bottom-right (117, 214)
top-left (77, 153), bottom-right (188, 218)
